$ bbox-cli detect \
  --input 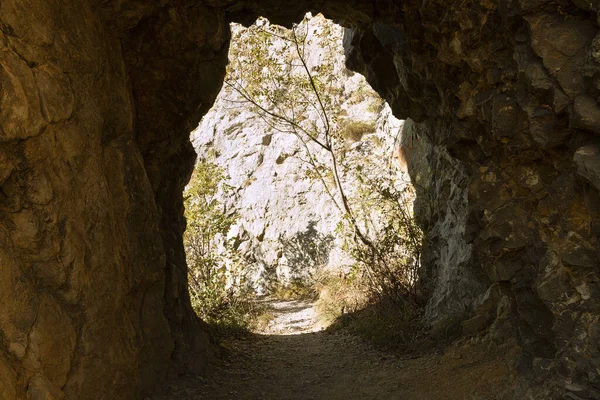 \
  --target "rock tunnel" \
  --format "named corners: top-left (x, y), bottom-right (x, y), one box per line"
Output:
top-left (0, 0), bottom-right (599, 398)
